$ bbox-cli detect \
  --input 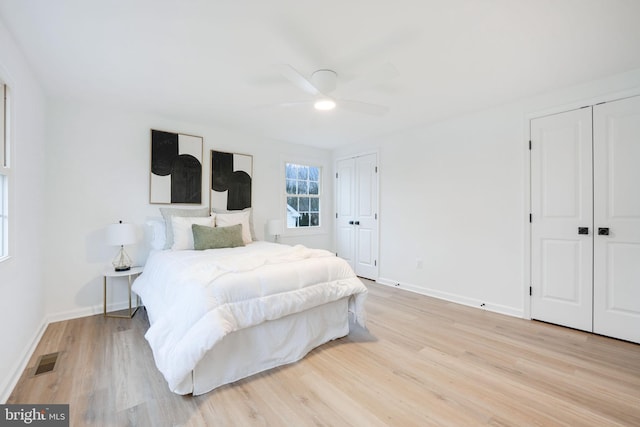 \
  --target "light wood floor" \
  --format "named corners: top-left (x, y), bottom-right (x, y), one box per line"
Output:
top-left (8, 281), bottom-right (640, 426)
